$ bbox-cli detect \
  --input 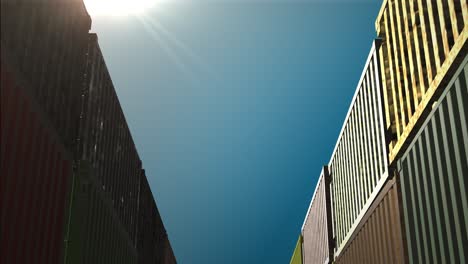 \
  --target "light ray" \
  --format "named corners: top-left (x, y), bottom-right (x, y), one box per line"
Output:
top-left (136, 15), bottom-right (191, 77)
top-left (140, 13), bottom-right (209, 73)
